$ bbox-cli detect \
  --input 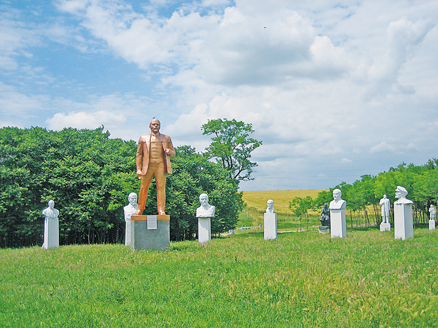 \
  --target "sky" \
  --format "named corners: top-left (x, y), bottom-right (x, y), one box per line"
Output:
top-left (1, 0), bottom-right (438, 191)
